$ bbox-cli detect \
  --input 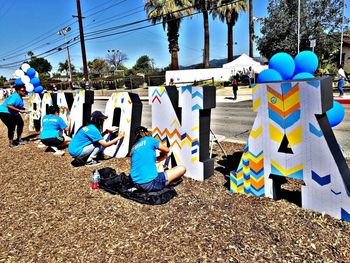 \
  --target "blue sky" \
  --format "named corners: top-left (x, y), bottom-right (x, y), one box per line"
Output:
top-left (0, 0), bottom-right (348, 79)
